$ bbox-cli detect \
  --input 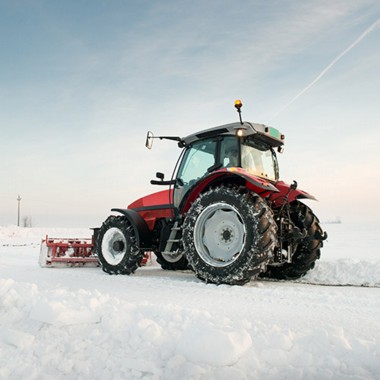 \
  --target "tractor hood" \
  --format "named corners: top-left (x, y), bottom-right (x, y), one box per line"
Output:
top-left (128, 189), bottom-right (172, 210)
top-left (128, 189), bottom-right (174, 230)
